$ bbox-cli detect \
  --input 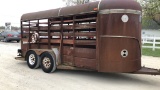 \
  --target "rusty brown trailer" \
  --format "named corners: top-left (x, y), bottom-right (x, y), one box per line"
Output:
top-left (16, 0), bottom-right (160, 74)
